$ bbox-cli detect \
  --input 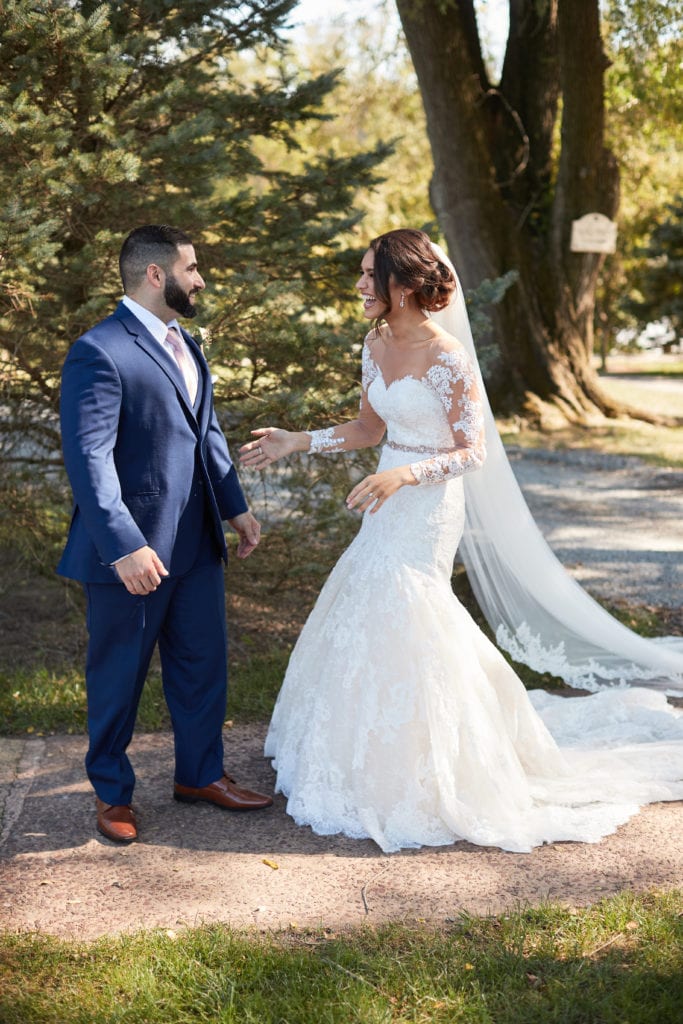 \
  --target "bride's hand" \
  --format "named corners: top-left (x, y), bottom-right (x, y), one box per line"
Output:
top-left (239, 428), bottom-right (297, 469)
top-left (346, 466), bottom-right (417, 514)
